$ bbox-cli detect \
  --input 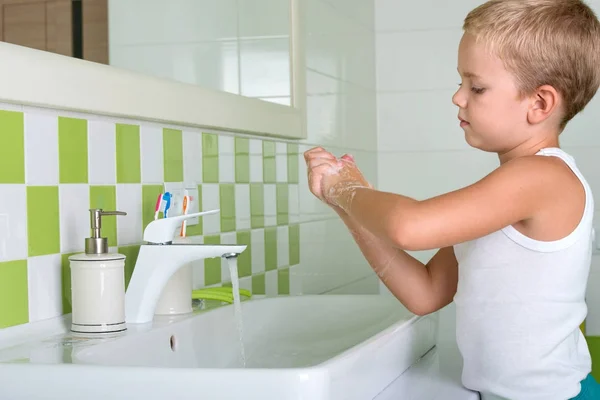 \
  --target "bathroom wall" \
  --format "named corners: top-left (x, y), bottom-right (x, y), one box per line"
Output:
top-left (0, 0), bottom-right (379, 330)
top-left (375, 0), bottom-right (600, 346)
